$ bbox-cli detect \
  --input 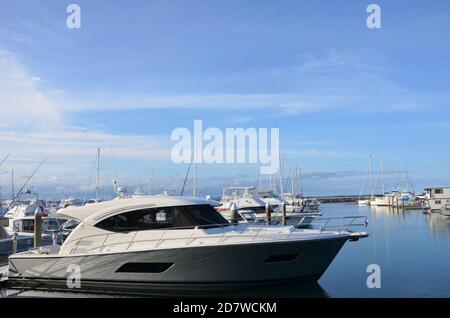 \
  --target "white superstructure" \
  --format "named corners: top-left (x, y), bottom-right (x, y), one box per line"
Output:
top-left (425, 187), bottom-right (450, 212)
